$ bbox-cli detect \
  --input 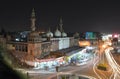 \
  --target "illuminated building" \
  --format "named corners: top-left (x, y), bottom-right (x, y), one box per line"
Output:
top-left (45, 17), bottom-right (74, 51)
top-left (80, 32), bottom-right (101, 46)
top-left (112, 34), bottom-right (119, 45)
top-left (7, 9), bottom-right (76, 63)
top-left (7, 9), bottom-right (51, 61)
